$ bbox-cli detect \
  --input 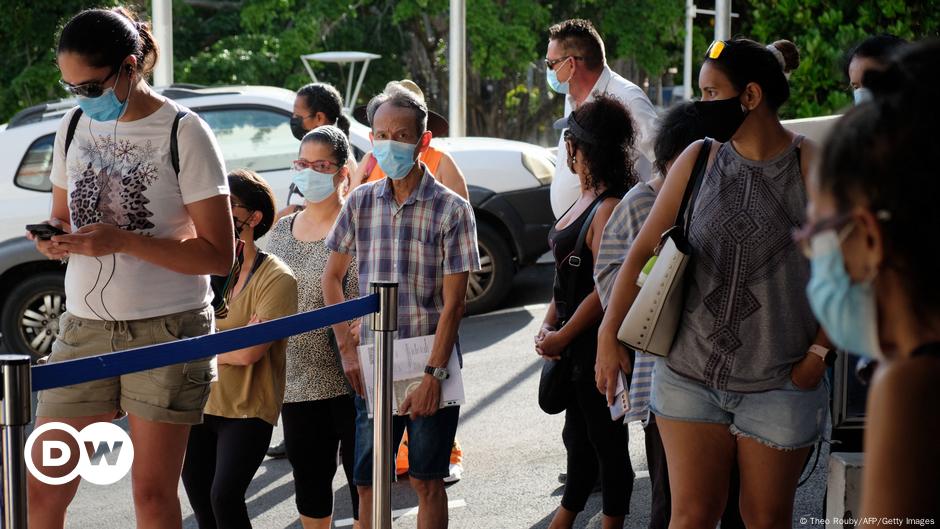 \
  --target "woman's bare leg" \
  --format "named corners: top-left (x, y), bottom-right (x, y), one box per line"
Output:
top-left (736, 436), bottom-right (811, 529)
top-left (657, 417), bottom-right (736, 529)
